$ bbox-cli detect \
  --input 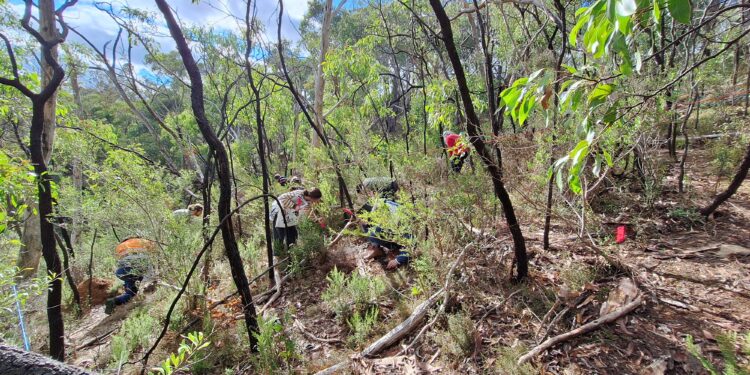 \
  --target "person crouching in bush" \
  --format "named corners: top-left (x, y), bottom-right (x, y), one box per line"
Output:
top-left (359, 199), bottom-right (411, 270)
top-left (269, 188), bottom-right (324, 248)
top-left (105, 237), bottom-right (157, 315)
